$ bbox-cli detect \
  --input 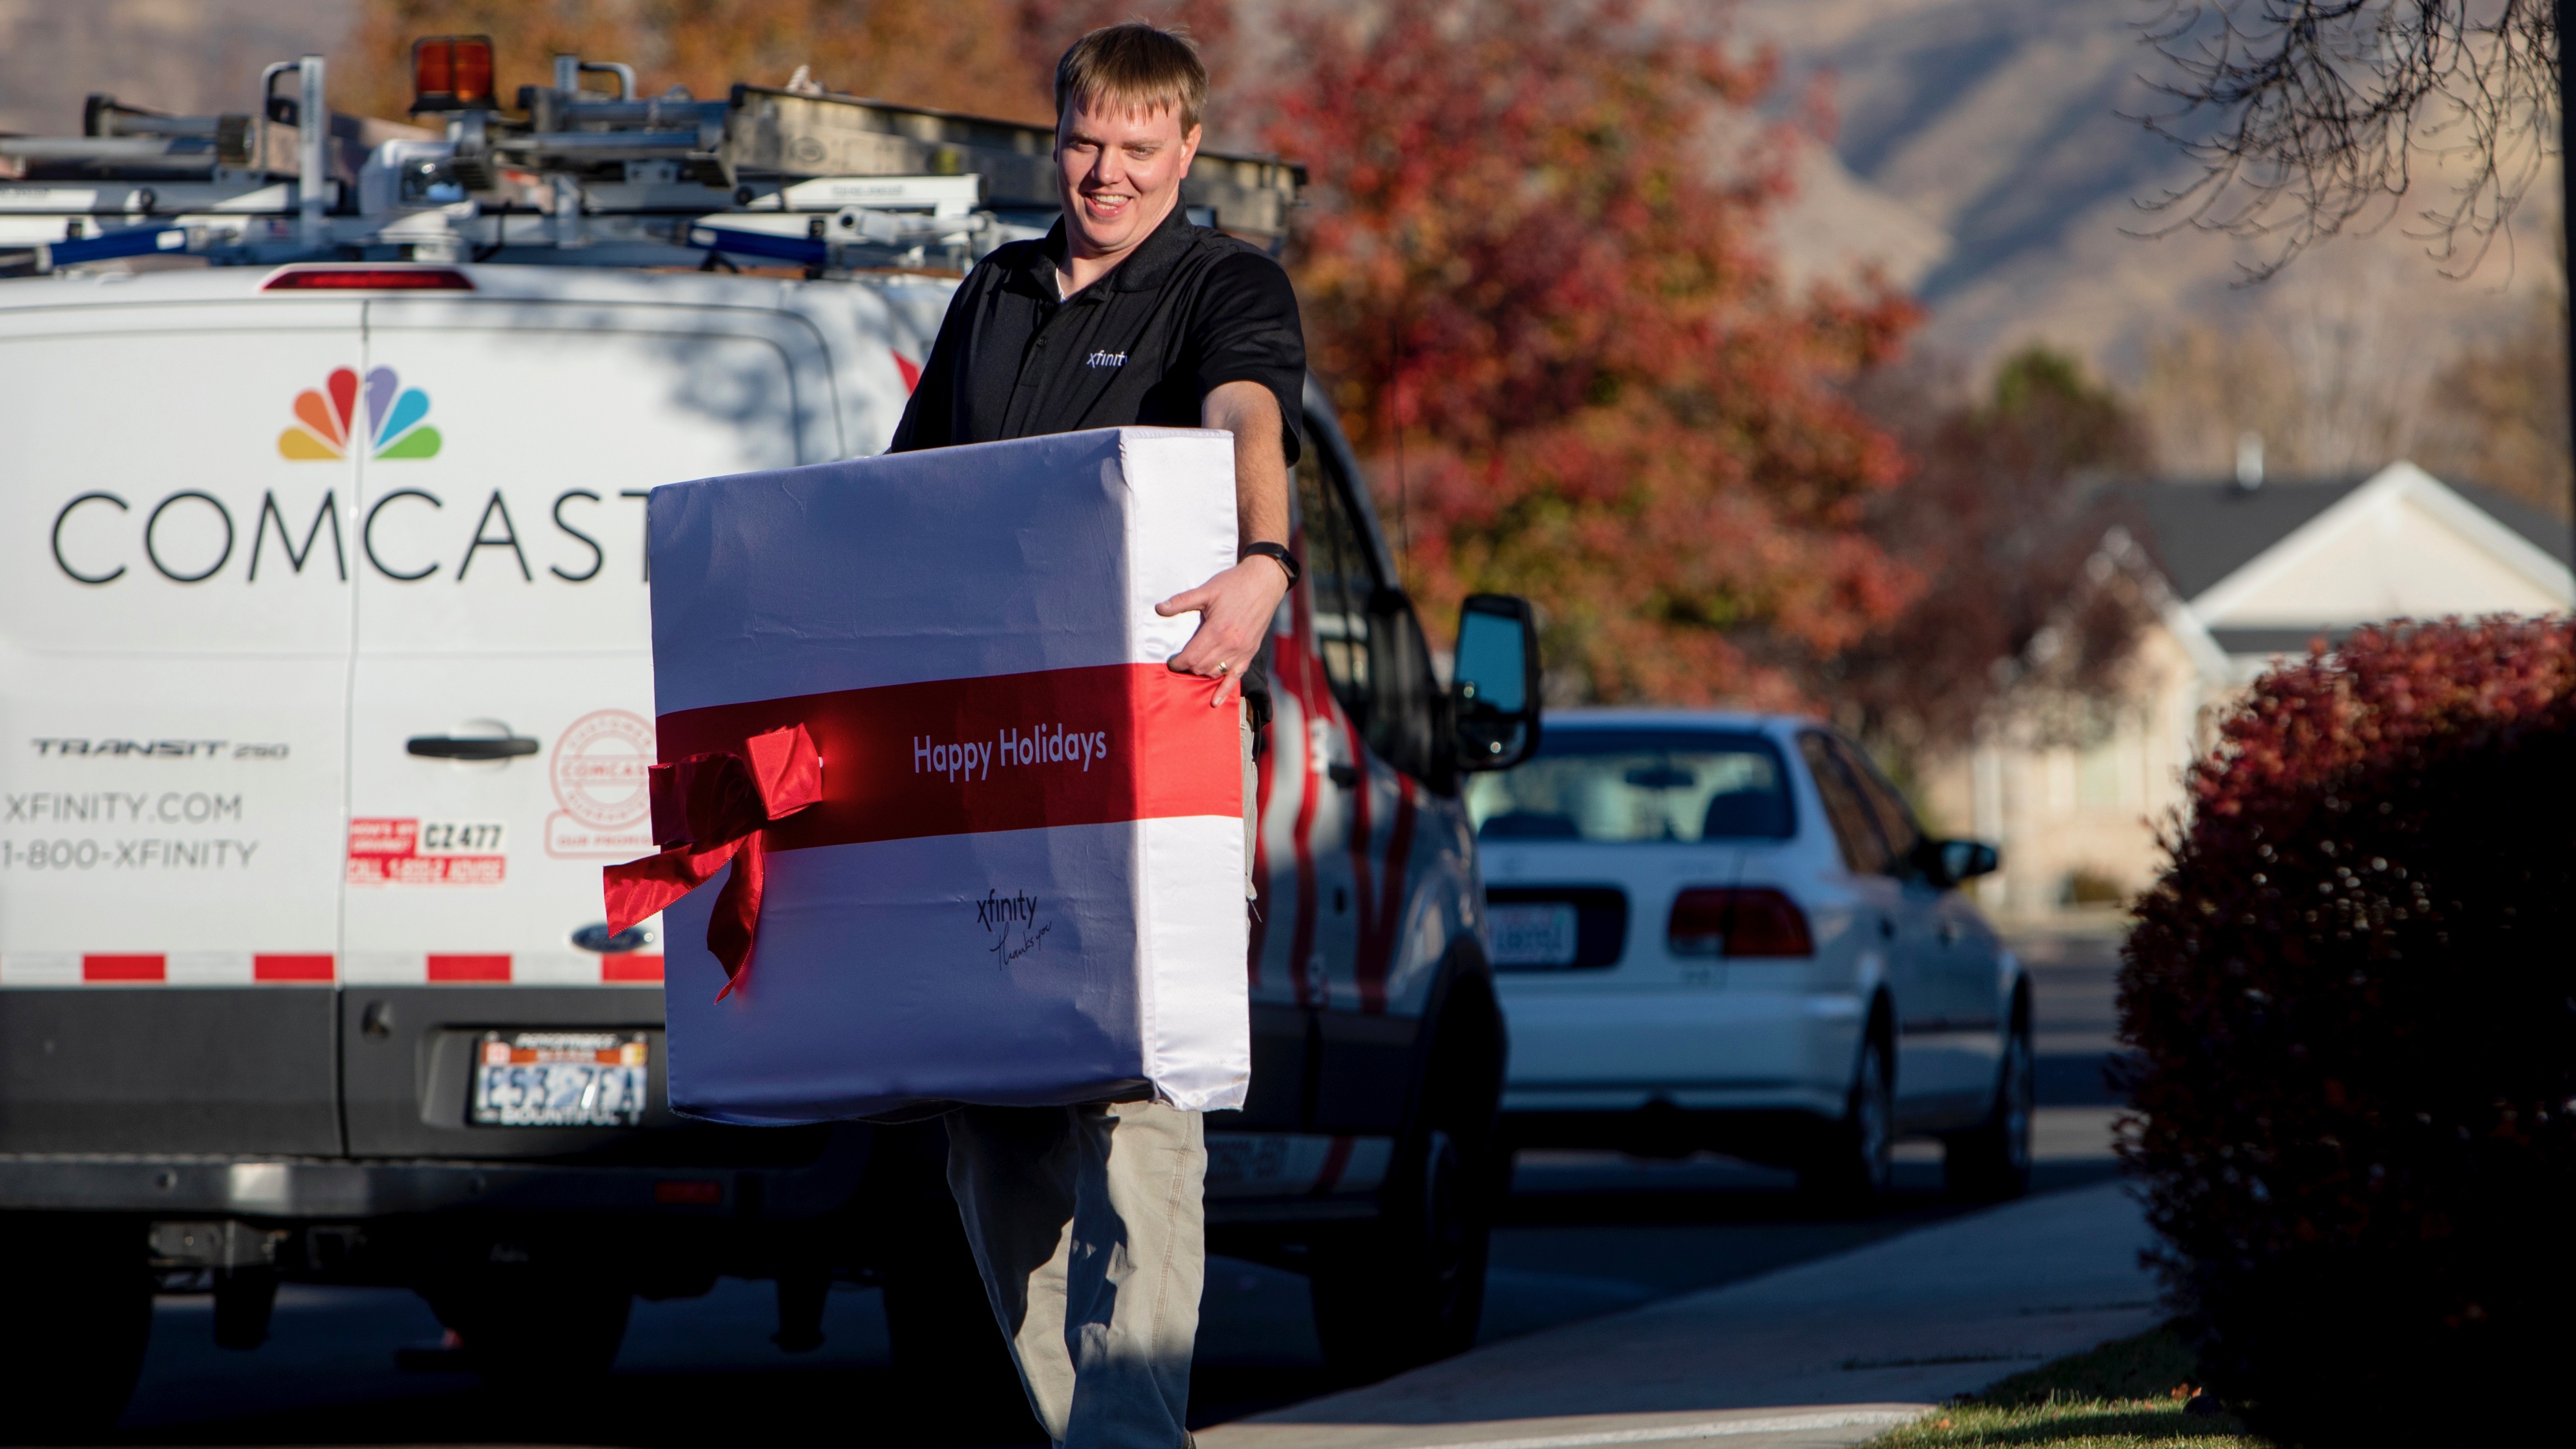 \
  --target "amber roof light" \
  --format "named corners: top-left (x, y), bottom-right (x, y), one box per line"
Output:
top-left (412, 35), bottom-right (497, 112)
